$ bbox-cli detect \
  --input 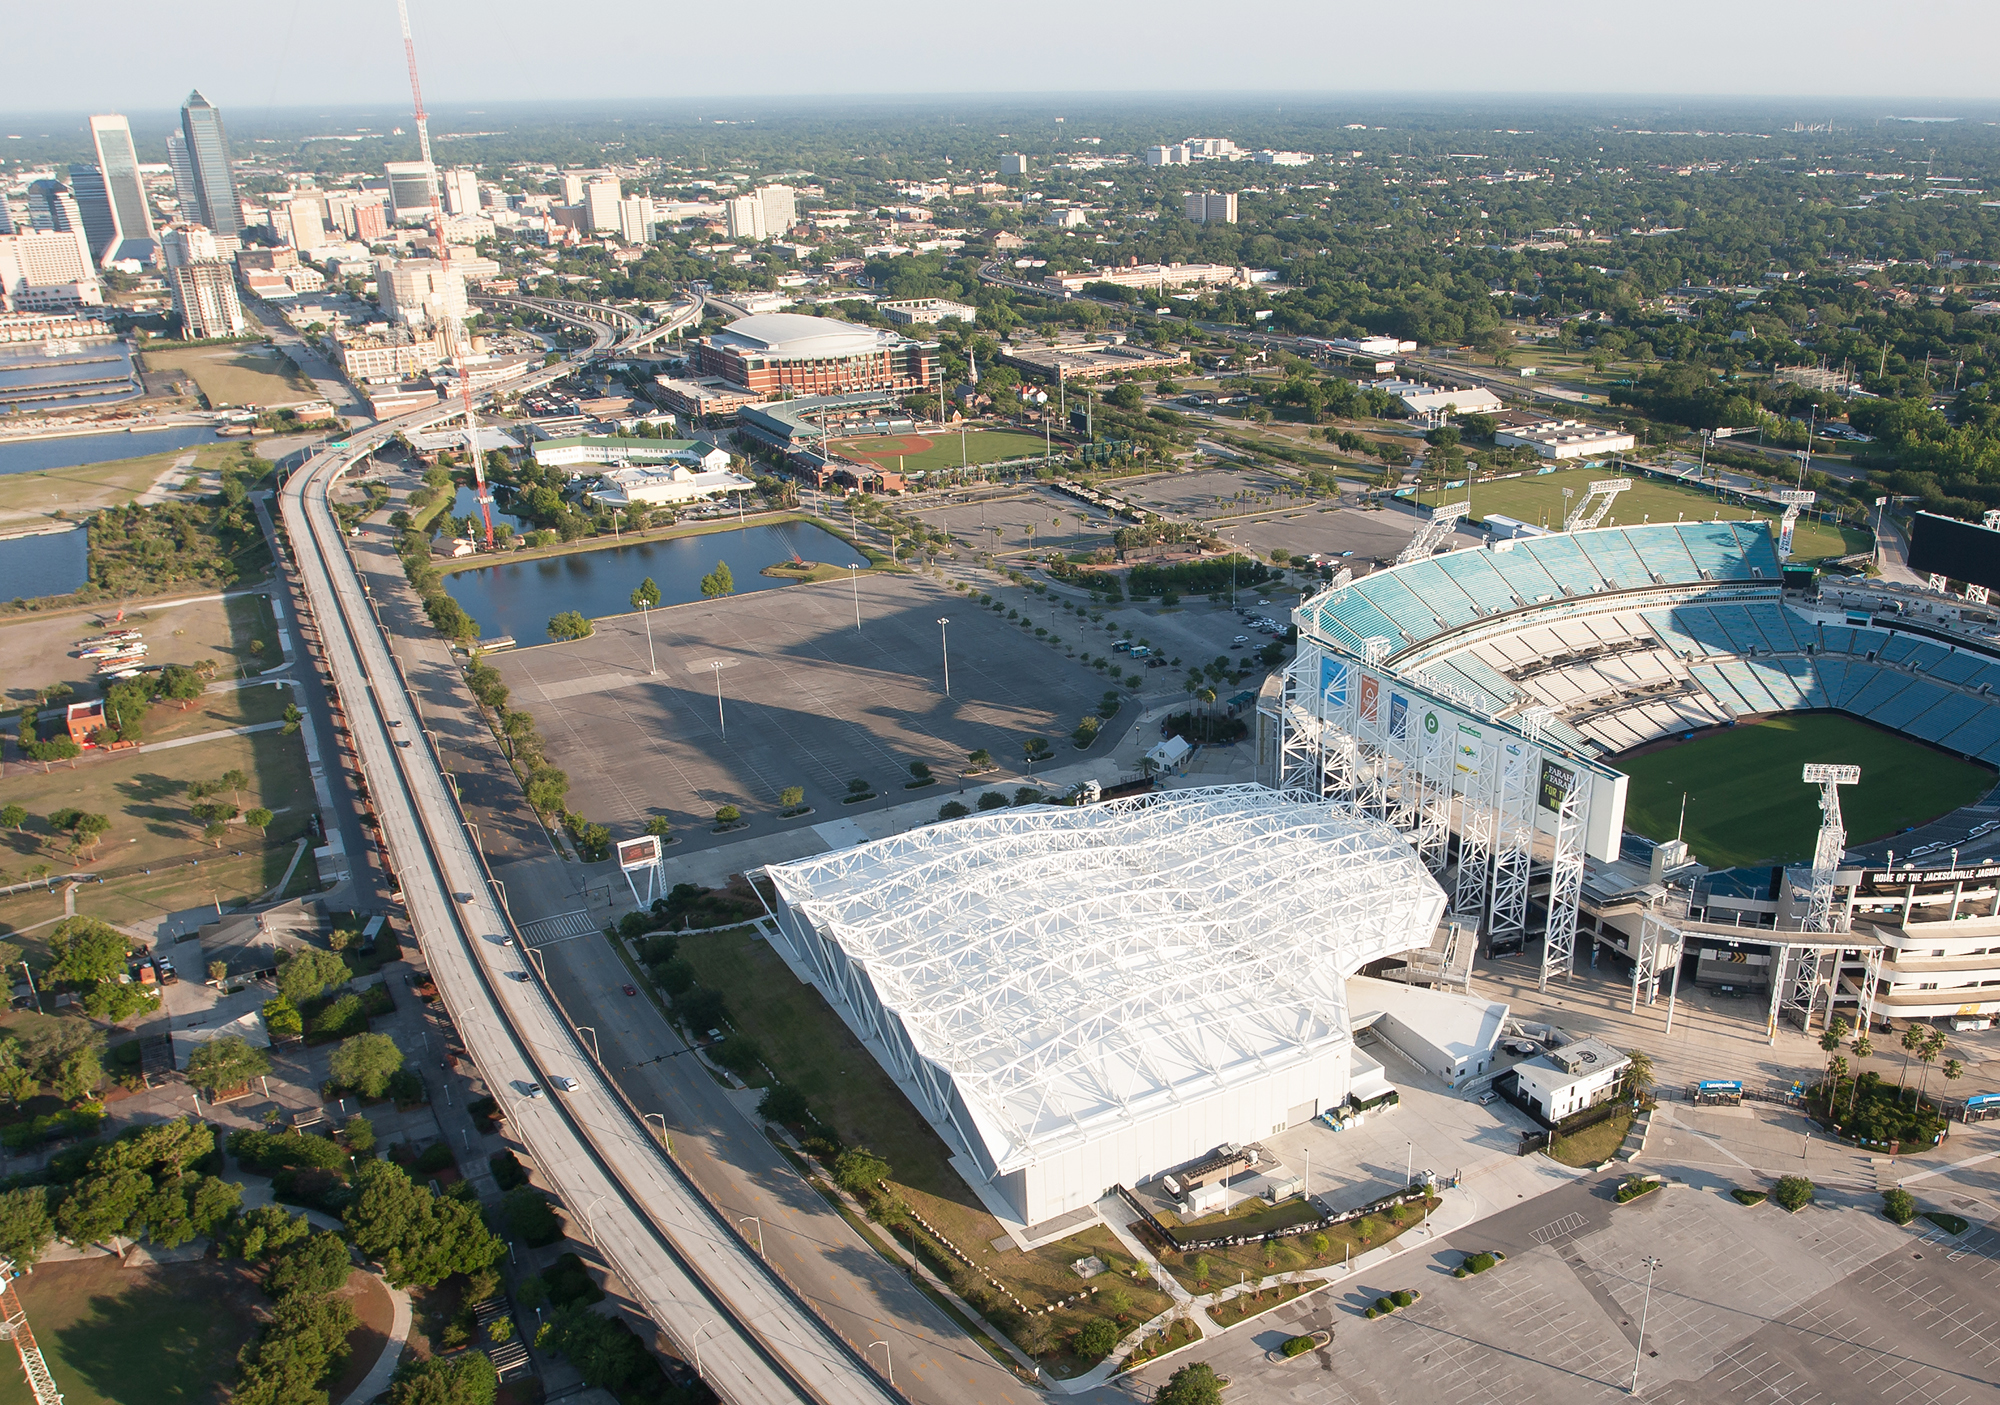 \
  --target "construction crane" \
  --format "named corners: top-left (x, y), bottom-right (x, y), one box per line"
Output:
top-left (1563, 478), bottom-right (1630, 533)
top-left (396, 0), bottom-right (495, 550)
top-left (1801, 763), bottom-right (1860, 933)
top-left (0, 1257), bottom-right (62, 1404)
top-left (1772, 489), bottom-right (1816, 559)
top-left (1396, 499), bottom-right (1469, 565)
